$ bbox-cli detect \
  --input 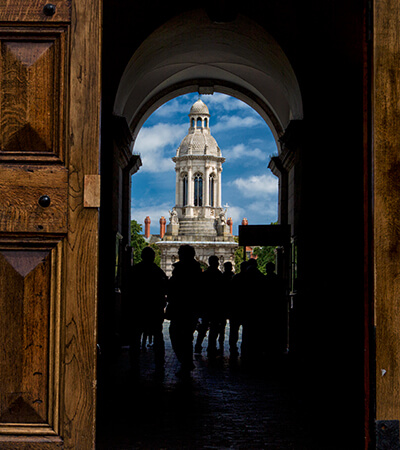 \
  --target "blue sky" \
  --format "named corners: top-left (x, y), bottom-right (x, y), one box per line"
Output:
top-left (131, 93), bottom-right (278, 236)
